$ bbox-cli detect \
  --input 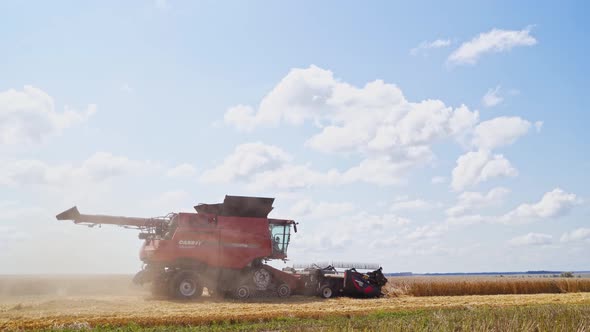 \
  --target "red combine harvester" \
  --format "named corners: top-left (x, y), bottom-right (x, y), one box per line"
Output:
top-left (56, 195), bottom-right (387, 300)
